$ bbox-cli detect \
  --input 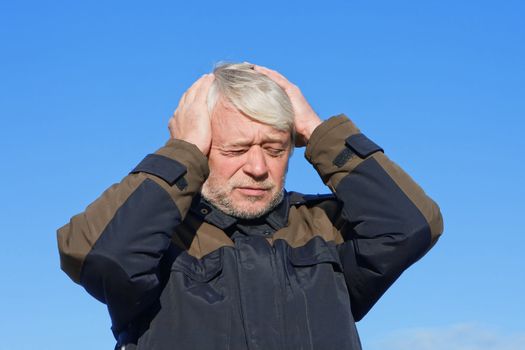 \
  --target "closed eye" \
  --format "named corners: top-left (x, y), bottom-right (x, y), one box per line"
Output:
top-left (220, 149), bottom-right (248, 157)
top-left (265, 148), bottom-right (286, 157)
